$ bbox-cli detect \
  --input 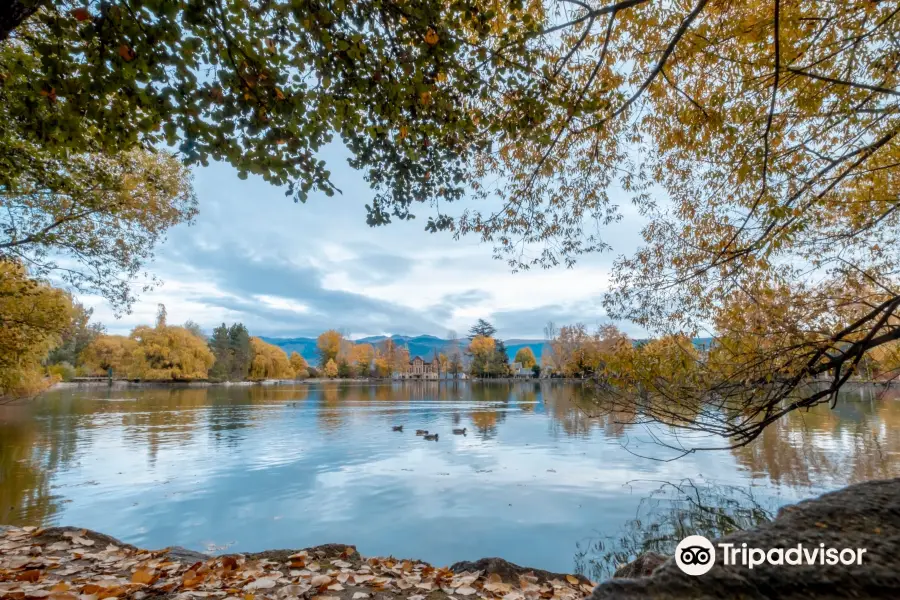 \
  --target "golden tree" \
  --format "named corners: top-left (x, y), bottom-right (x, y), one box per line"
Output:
top-left (129, 324), bottom-right (215, 380)
top-left (80, 335), bottom-right (138, 376)
top-left (323, 358), bottom-right (339, 379)
top-left (248, 337), bottom-right (294, 380)
top-left (316, 330), bottom-right (344, 368)
top-left (448, 0), bottom-right (900, 447)
top-left (289, 351), bottom-right (309, 379)
top-left (0, 261), bottom-right (71, 396)
top-left (514, 347), bottom-right (538, 369)
top-left (348, 343), bottom-right (376, 375)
